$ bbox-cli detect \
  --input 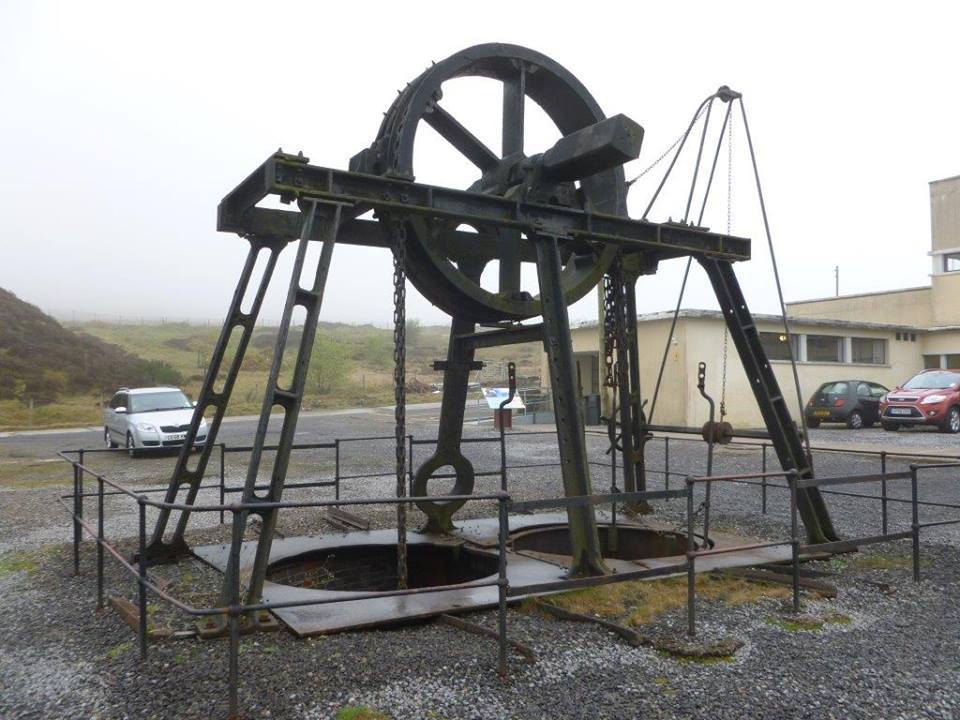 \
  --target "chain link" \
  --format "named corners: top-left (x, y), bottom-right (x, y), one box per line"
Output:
top-left (391, 218), bottom-right (408, 590)
top-left (602, 255), bottom-right (631, 457)
top-left (719, 109), bottom-right (734, 420)
top-left (627, 102), bottom-right (710, 187)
